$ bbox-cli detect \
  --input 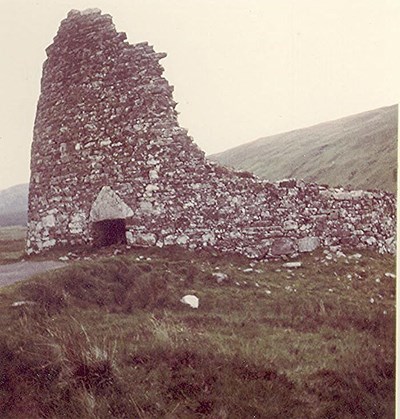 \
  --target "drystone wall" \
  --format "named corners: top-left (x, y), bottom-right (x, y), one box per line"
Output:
top-left (27, 9), bottom-right (396, 258)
